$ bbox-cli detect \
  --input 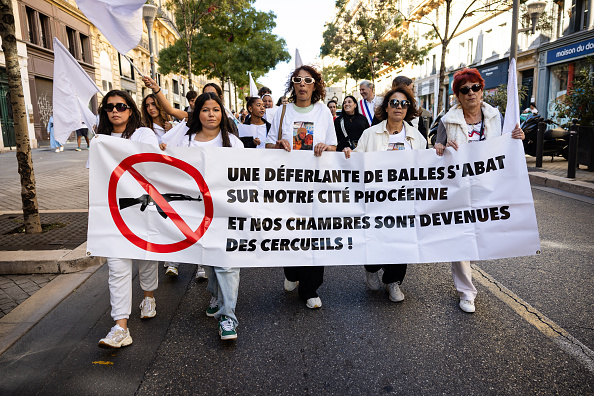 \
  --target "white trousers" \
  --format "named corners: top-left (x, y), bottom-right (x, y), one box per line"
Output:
top-left (107, 258), bottom-right (158, 321)
top-left (451, 261), bottom-right (477, 301)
